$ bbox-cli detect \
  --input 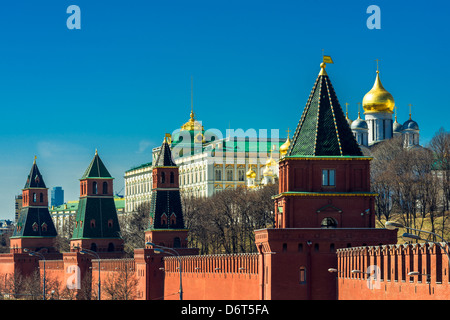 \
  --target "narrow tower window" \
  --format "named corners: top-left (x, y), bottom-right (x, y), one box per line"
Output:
top-left (322, 169), bottom-right (336, 186)
top-left (93, 181), bottom-right (98, 194)
top-left (102, 181), bottom-right (108, 194)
